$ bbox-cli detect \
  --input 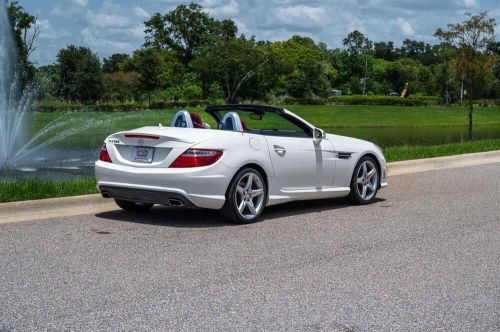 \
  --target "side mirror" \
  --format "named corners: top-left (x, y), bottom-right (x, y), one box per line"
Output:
top-left (313, 128), bottom-right (326, 140)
